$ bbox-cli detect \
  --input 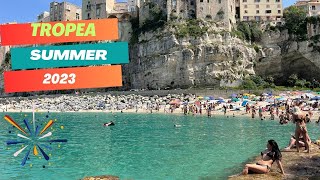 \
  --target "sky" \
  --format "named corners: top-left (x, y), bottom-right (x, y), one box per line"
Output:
top-left (0, 0), bottom-right (296, 24)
